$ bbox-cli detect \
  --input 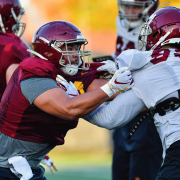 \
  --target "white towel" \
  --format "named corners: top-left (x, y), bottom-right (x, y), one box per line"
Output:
top-left (8, 156), bottom-right (33, 180)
